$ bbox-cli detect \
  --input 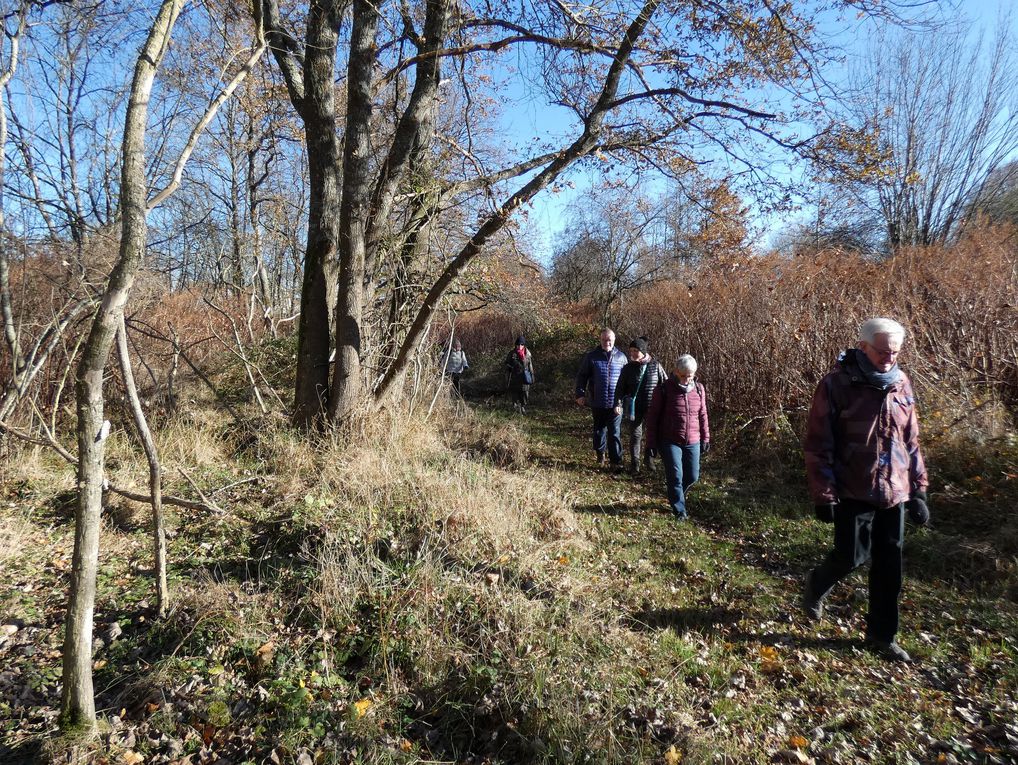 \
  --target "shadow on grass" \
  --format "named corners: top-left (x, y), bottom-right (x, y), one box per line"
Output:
top-left (627, 607), bottom-right (865, 654)
top-left (626, 606), bottom-right (742, 633)
top-left (0, 738), bottom-right (42, 765)
top-left (574, 501), bottom-right (645, 517)
top-left (748, 631), bottom-right (861, 652)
